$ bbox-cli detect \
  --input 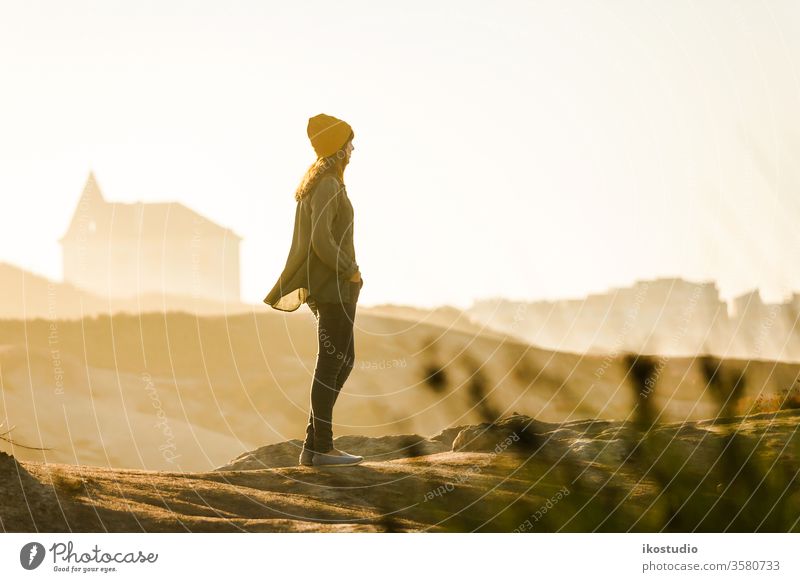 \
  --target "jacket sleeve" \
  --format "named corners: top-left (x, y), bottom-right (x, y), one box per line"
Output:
top-left (308, 176), bottom-right (359, 279)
